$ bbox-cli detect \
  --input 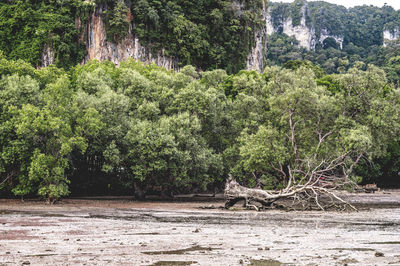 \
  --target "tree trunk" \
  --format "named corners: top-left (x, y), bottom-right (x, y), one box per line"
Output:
top-left (224, 176), bottom-right (279, 209)
top-left (134, 182), bottom-right (145, 200)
